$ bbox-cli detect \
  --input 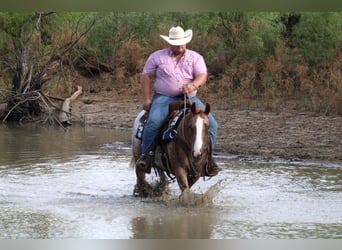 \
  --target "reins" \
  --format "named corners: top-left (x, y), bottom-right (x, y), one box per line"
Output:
top-left (181, 93), bottom-right (192, 135)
